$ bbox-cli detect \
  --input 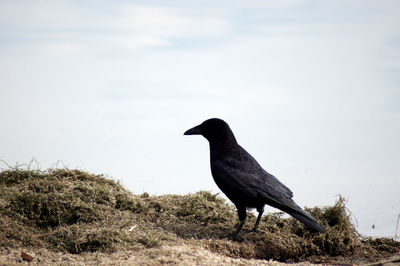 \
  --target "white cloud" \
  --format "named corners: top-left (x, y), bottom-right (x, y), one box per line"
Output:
top-left (99, 4), bottom-right (230, 49)
top-left (236, 0), bottom-right (312, 9)
top-left (114, 5), bottom-right (193, 34)
top-left (0, 2), bottom-right (230, 53)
